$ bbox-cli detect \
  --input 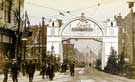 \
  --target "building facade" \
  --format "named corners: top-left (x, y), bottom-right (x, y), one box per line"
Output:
top-left (115, 10), bottom-right (135, 64)
top-left (0, 0), bottom-right (24, 72)
top-left (25, 19), bottom-right (47, 63)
